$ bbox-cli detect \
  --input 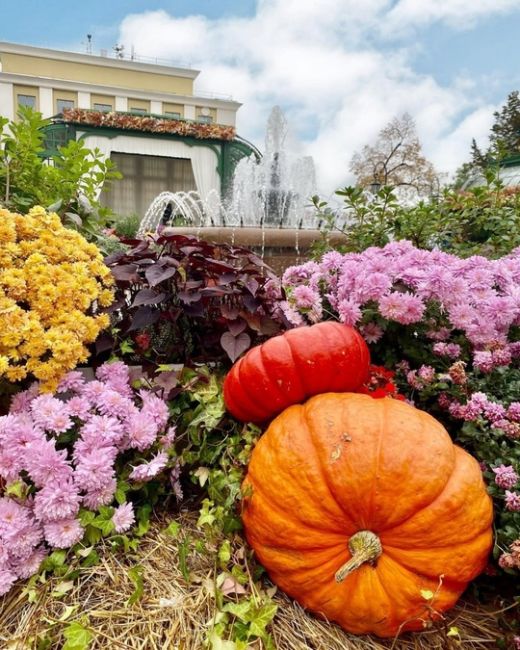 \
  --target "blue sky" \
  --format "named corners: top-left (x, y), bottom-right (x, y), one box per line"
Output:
top-left (2, 0), bottom-right (520, 191)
